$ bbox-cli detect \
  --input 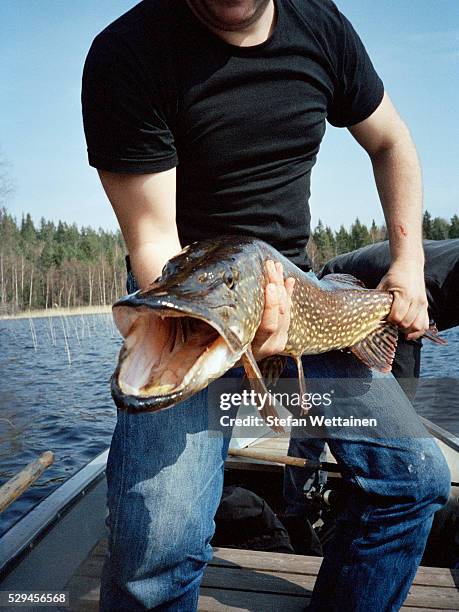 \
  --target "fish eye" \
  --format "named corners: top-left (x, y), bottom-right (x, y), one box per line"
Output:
top-left (224, 270), bottom-right (235, 289)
